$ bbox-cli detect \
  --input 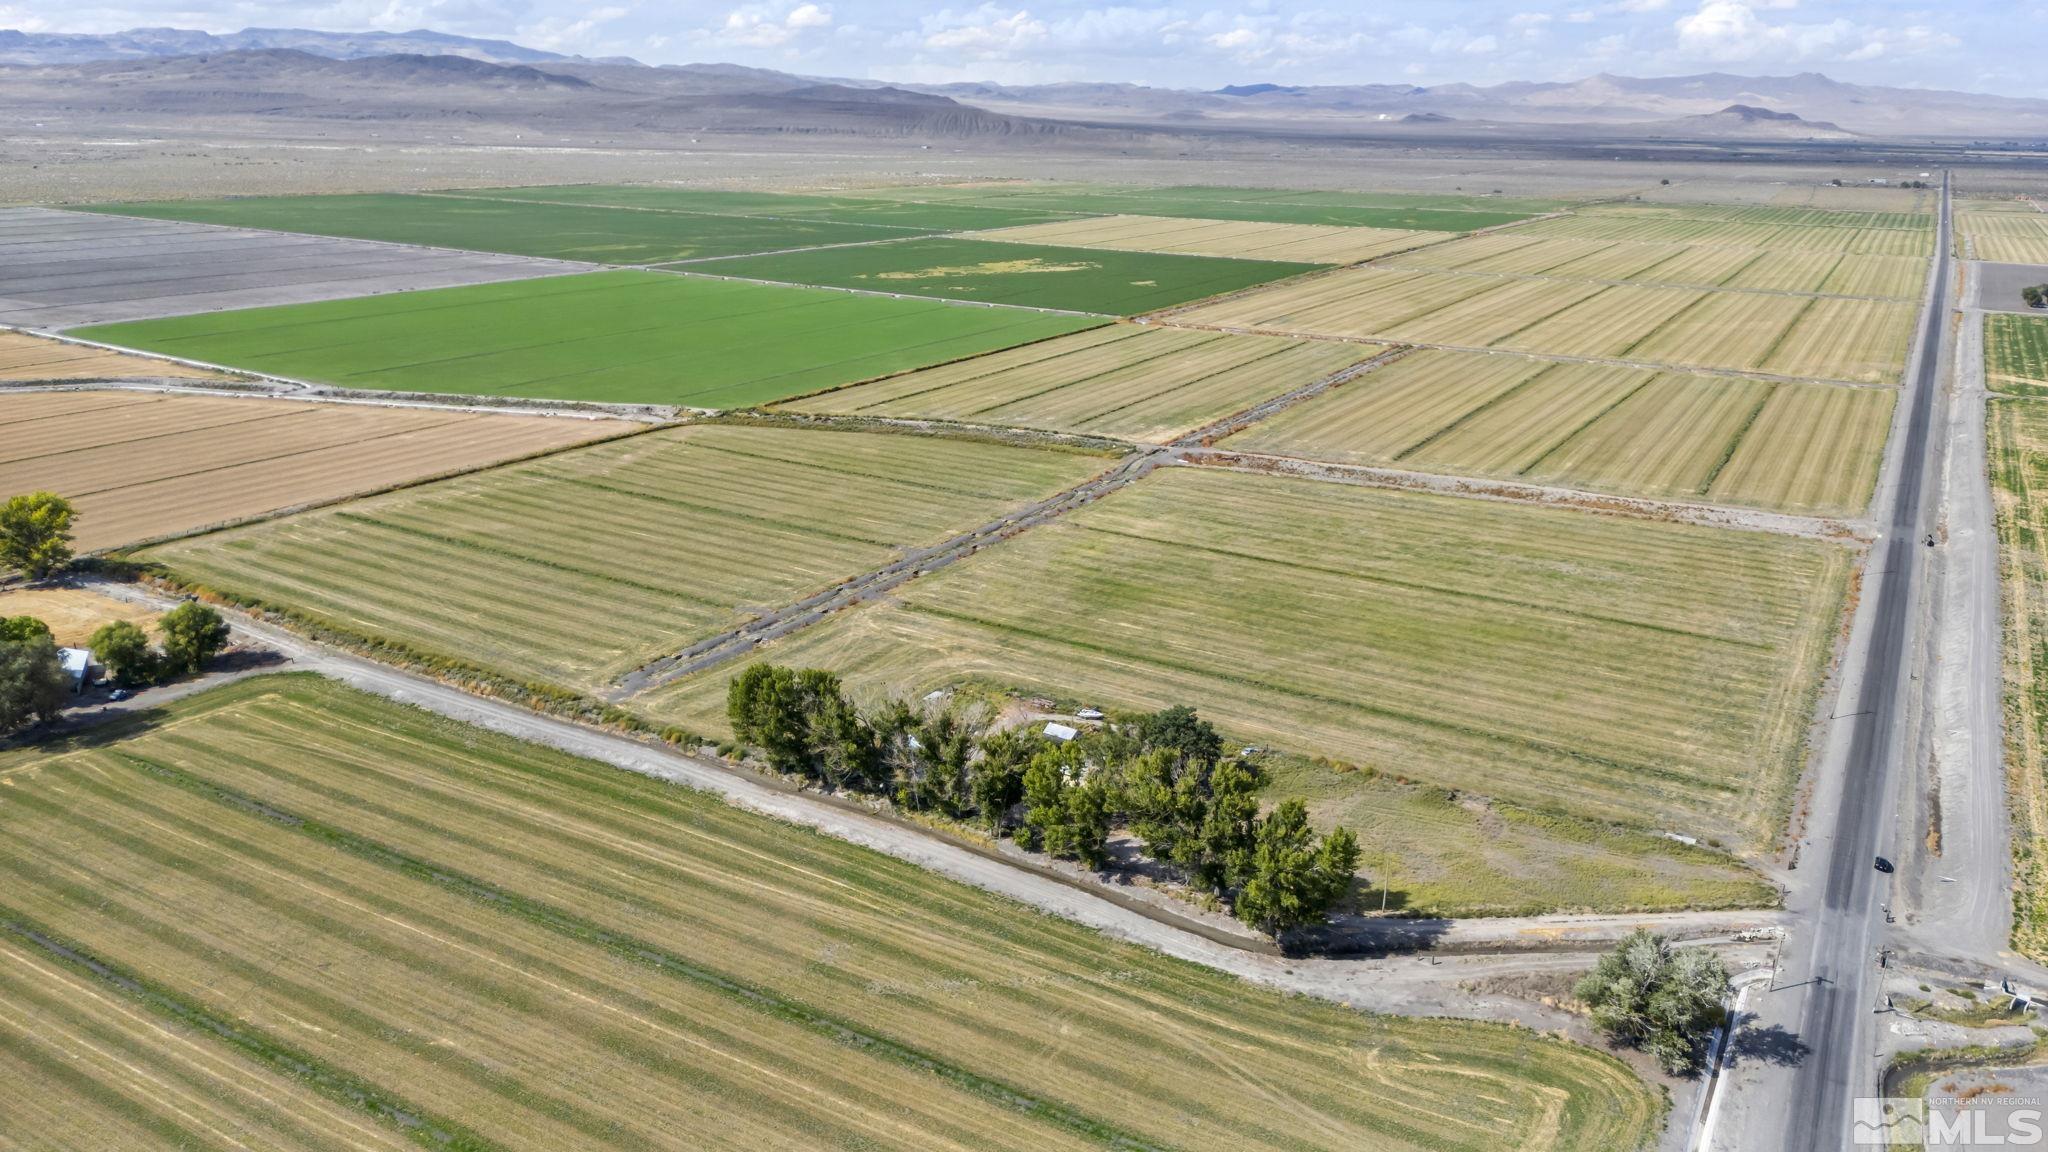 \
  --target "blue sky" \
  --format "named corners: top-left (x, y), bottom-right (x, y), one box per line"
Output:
top-left (3, 1), bottom-right (2029, 93)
